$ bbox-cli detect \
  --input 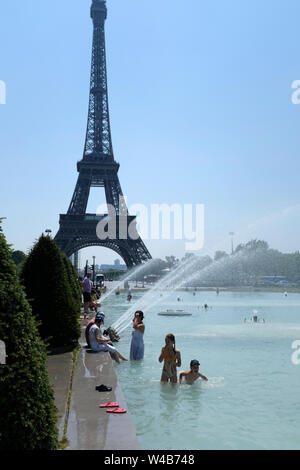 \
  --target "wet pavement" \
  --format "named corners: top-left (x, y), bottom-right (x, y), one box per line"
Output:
top-left (47, 350), bottom-right (73, 441)
top-left (47, 321), bottom-right (140, 450)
